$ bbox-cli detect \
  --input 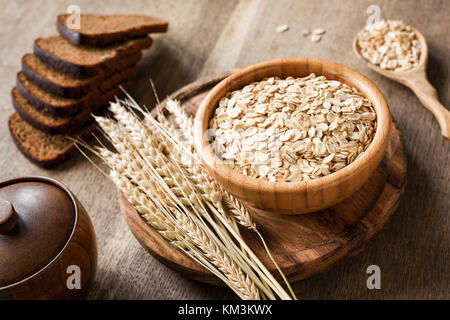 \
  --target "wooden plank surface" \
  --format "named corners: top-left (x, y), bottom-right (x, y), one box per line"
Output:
top-left (0, 0), bottom-right (448, 299)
